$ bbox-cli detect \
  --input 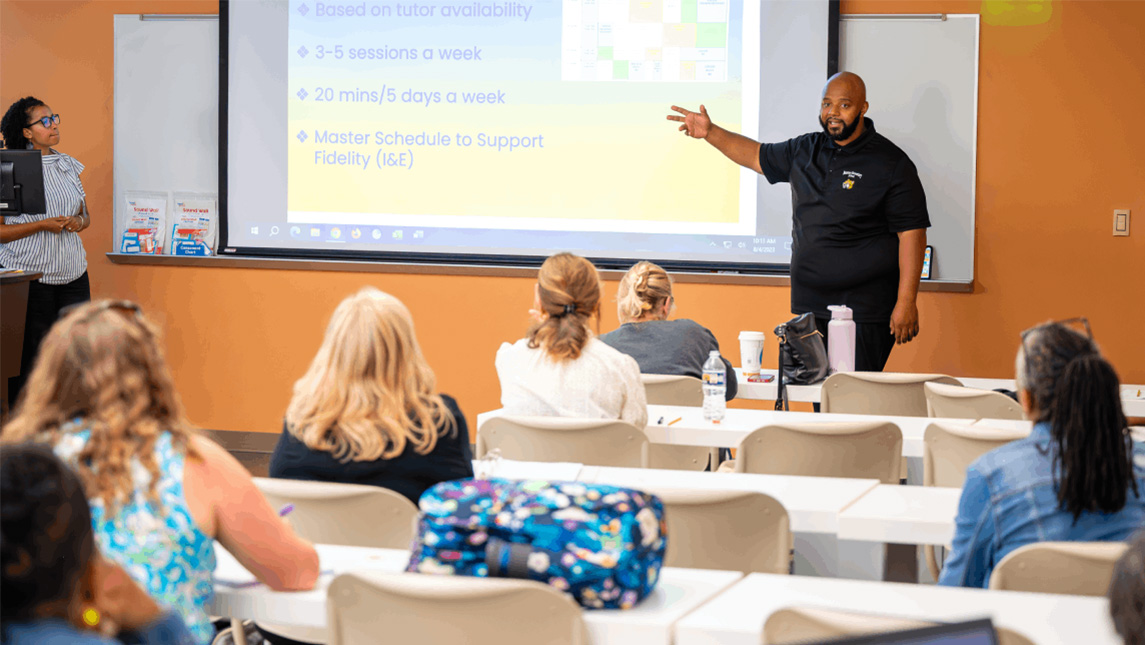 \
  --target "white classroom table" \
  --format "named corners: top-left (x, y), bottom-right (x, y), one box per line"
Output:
top-left (476, 406), bottom-right (1031, 462)
top-left (674, 573), bottom-right (1121, 645)
top-left (642, 404), bottom-right (1031, 461)
top-left (464, 461), bottom-right (882, 578)
top-left (837, 484), bottom-right (961, 547)
top-left (580, 466), bottom-right (880, 536)
top-left (736, 368), bottom-right (1145, 416)
top-left (212, 544), bottom-right (743, 645)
